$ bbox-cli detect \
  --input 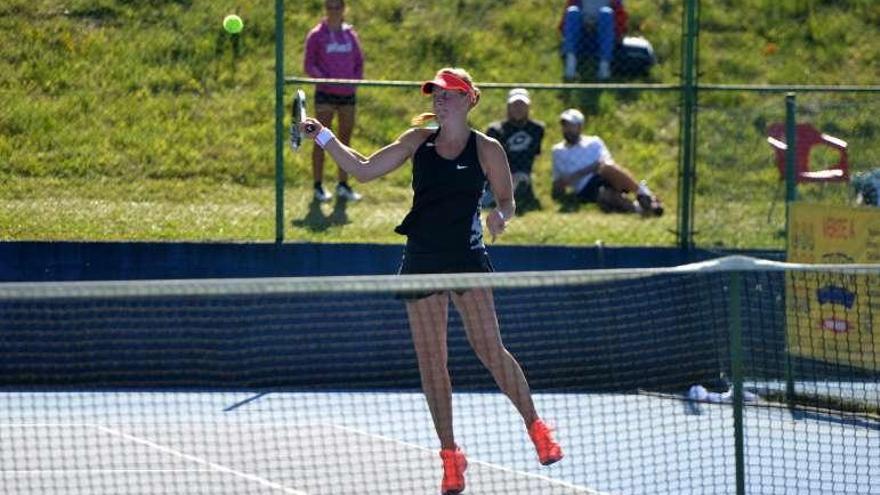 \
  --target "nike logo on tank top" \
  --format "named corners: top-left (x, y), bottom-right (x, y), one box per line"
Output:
top-left (394, 130), bottom-right (487, 252)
